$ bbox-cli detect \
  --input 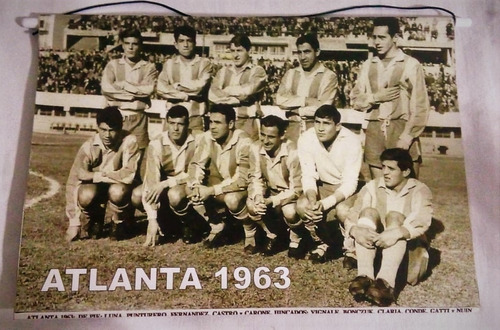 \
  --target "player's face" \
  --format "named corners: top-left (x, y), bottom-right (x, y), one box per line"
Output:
top-left (296, 42), bottom-right (319, 71)
top-left (230, 44), bottom-right (250, 68)
top-left (166, 116), bottom-right (189, 144)
top-left (260, 126), bottom-right (283, 156)
top-left (314, 117), bottom-right (340, 144)
top-left (98, 122), bottom-right (120, 147)
top-left (122, 37), bottom-right (141, 61)
top-left (209, 112), bottom-right (233, 141)
top-left (175, 34), bottom-right (195, 59)
top-left (382, 160), bottom-right (410, 190)
top-left (372, 26), bottom-right (397, 58)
